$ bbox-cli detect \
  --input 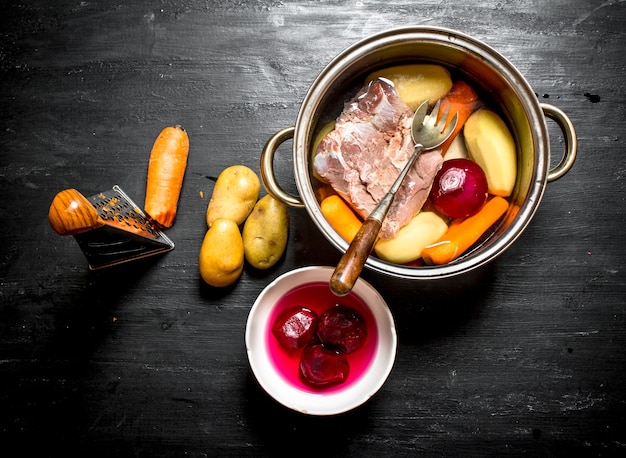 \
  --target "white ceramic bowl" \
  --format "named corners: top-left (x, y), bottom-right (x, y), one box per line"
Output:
top-left (245, 266), bottom-right (397, 415)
